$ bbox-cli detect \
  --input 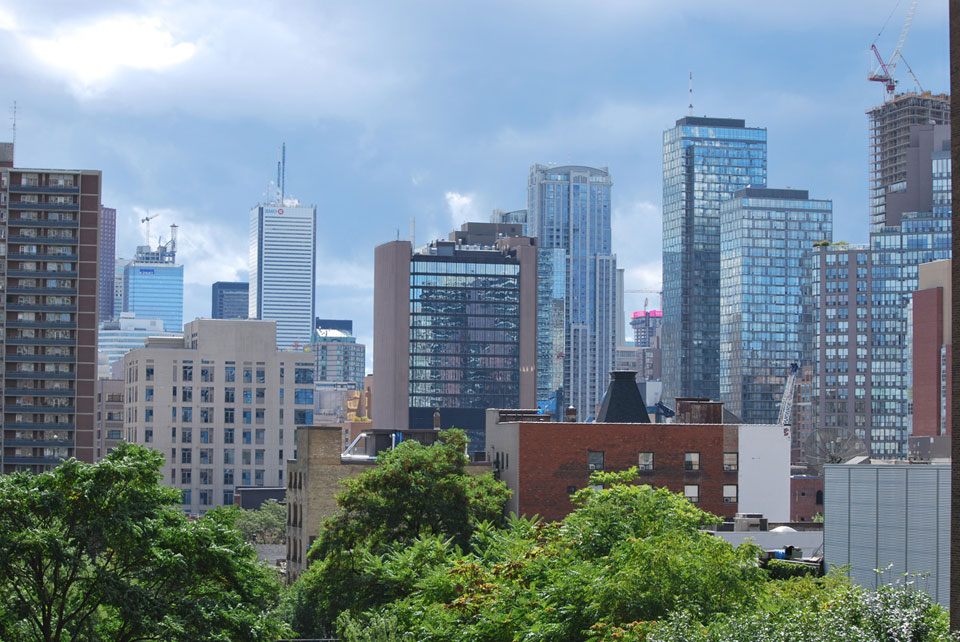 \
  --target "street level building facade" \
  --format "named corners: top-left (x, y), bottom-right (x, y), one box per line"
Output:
top-left (211, 281), bottom-right (249, 319)
top-left (528, 164), bottom-right (617, 421)
top-left (662, 117), bottom-right (767, 406)
top-left (719, 188), bottom-right (832, 424)
top-left (123, 319), bottom-right (317, 514)
top-left (0, 143), bottom-right (102, 473)
top-left (249, 203), bottom-right (317, 348)
top-left (373, 238), bottom-right (537, 451)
